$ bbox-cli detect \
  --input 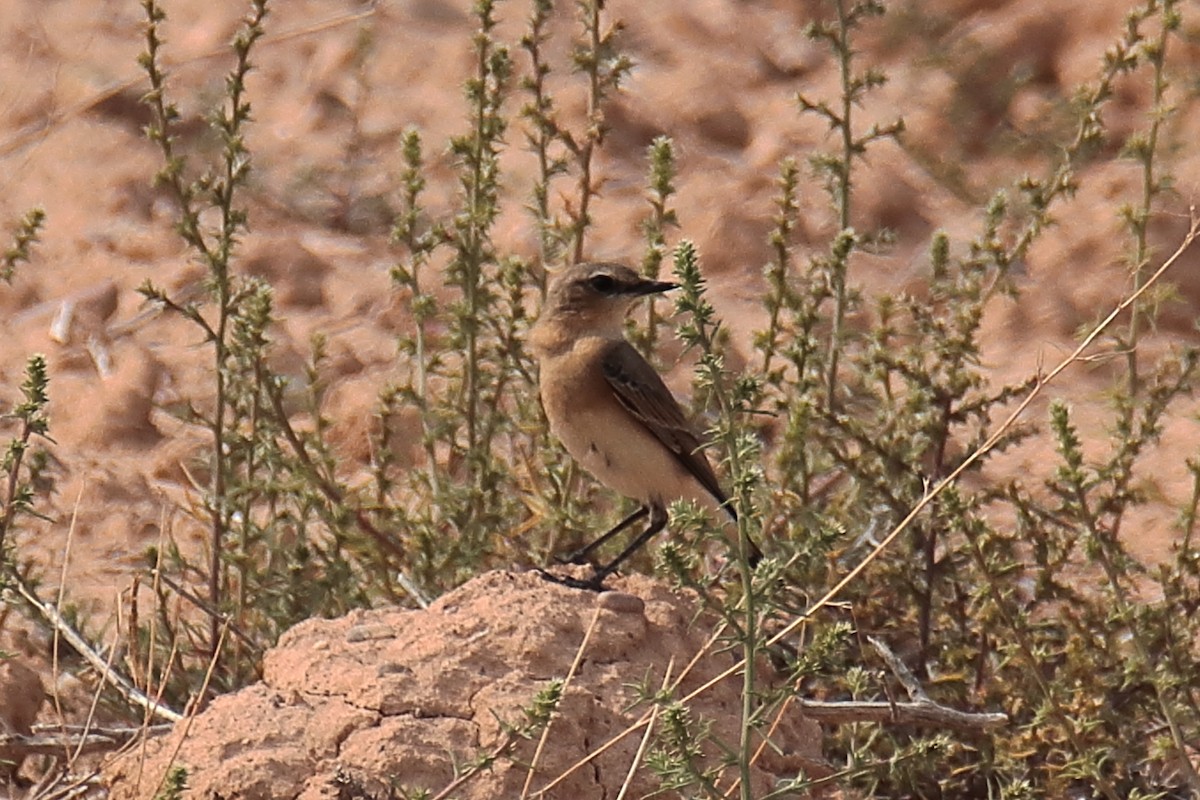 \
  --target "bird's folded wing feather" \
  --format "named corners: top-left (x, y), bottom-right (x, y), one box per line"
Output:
top-left (600, 340), bottom-right (728, 506)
